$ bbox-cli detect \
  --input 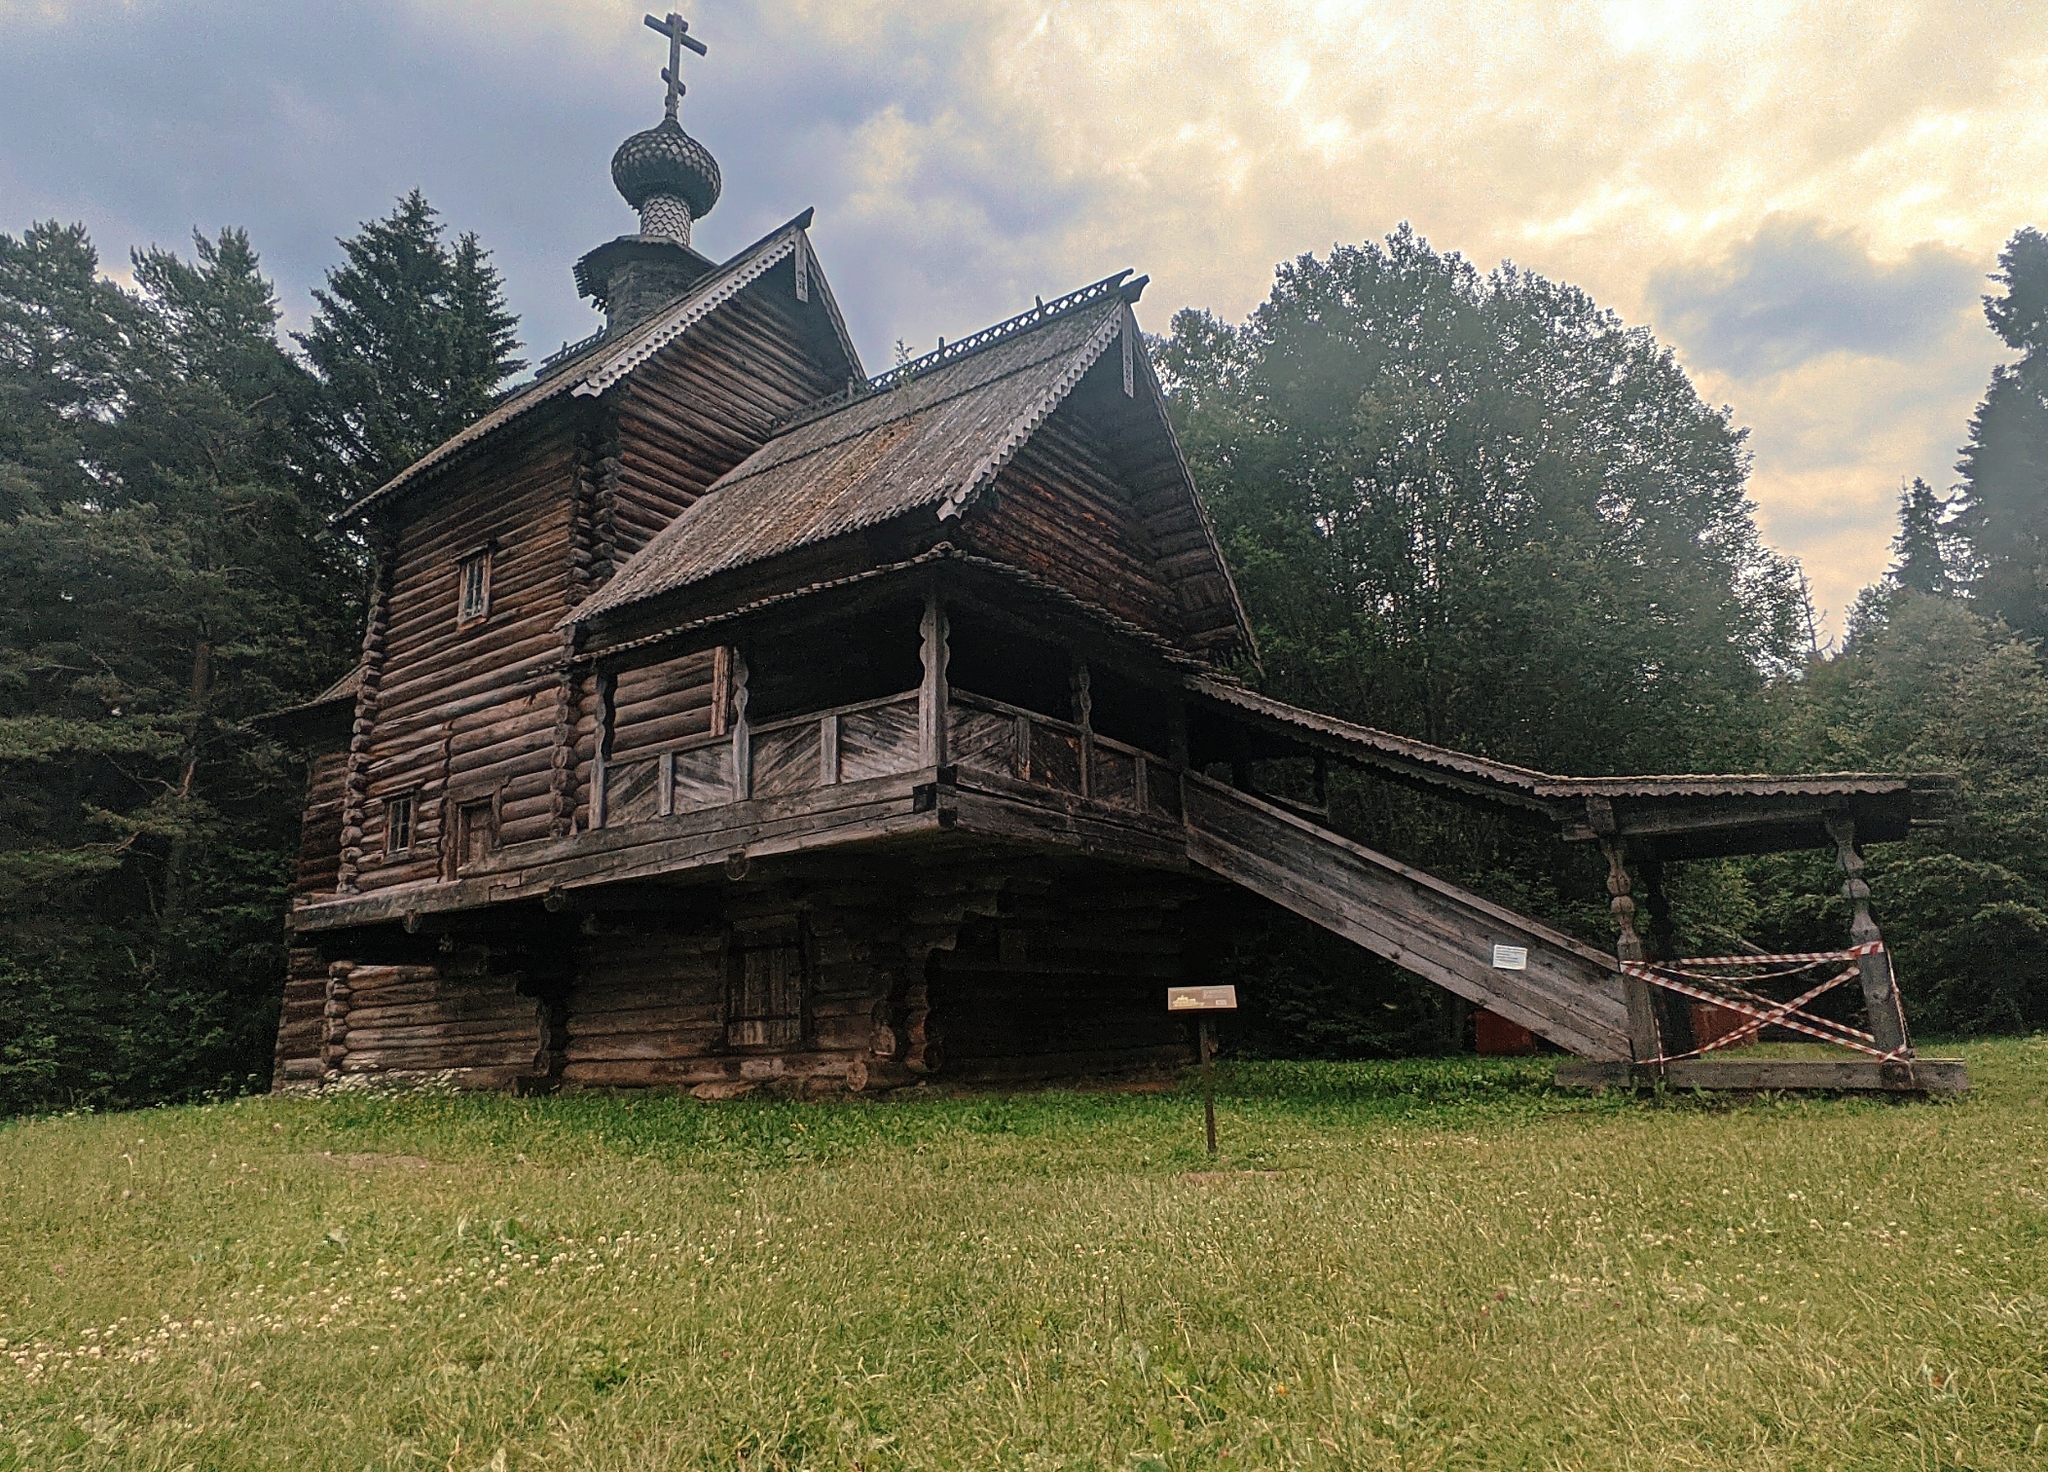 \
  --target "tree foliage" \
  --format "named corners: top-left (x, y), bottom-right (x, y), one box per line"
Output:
top-left (1751, 590), bottom-right (2048, 1035)
top-left (1160, 227), bottom-right (1808, 778)
top-left (0, 198), bottom-right (519, 1113)
top-left (1953, 227), bottom-right (2048, 641)
top-left (296, 190), bottom-right (524, 504)
top-left (1161, 228), bottom-right (1812, 1053)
